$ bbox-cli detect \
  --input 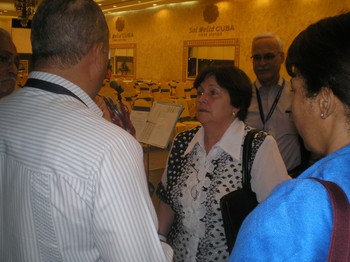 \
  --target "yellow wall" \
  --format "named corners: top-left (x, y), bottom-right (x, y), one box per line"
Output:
top-left (1, 0), bottom-right (349, 82)
top-left (0, 18), bottom-right (12, 32)
top-left (106, 0), bottom-right (349, 82)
